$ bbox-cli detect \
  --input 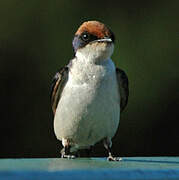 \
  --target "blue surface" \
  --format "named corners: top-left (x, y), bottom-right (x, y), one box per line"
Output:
top-left (0, 157), bottom-right (179, 180)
